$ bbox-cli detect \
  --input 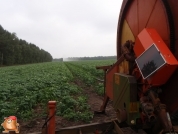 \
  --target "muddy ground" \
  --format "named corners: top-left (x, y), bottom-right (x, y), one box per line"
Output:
top-left (18, 81), bottom-right (117, 134)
